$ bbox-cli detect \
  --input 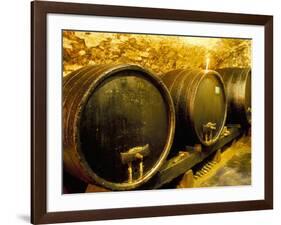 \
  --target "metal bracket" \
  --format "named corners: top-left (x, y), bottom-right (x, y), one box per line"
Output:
top-left (185, 144), bottom-right (202, 153)
top-left (220, 126), bottom-right (230, 137)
